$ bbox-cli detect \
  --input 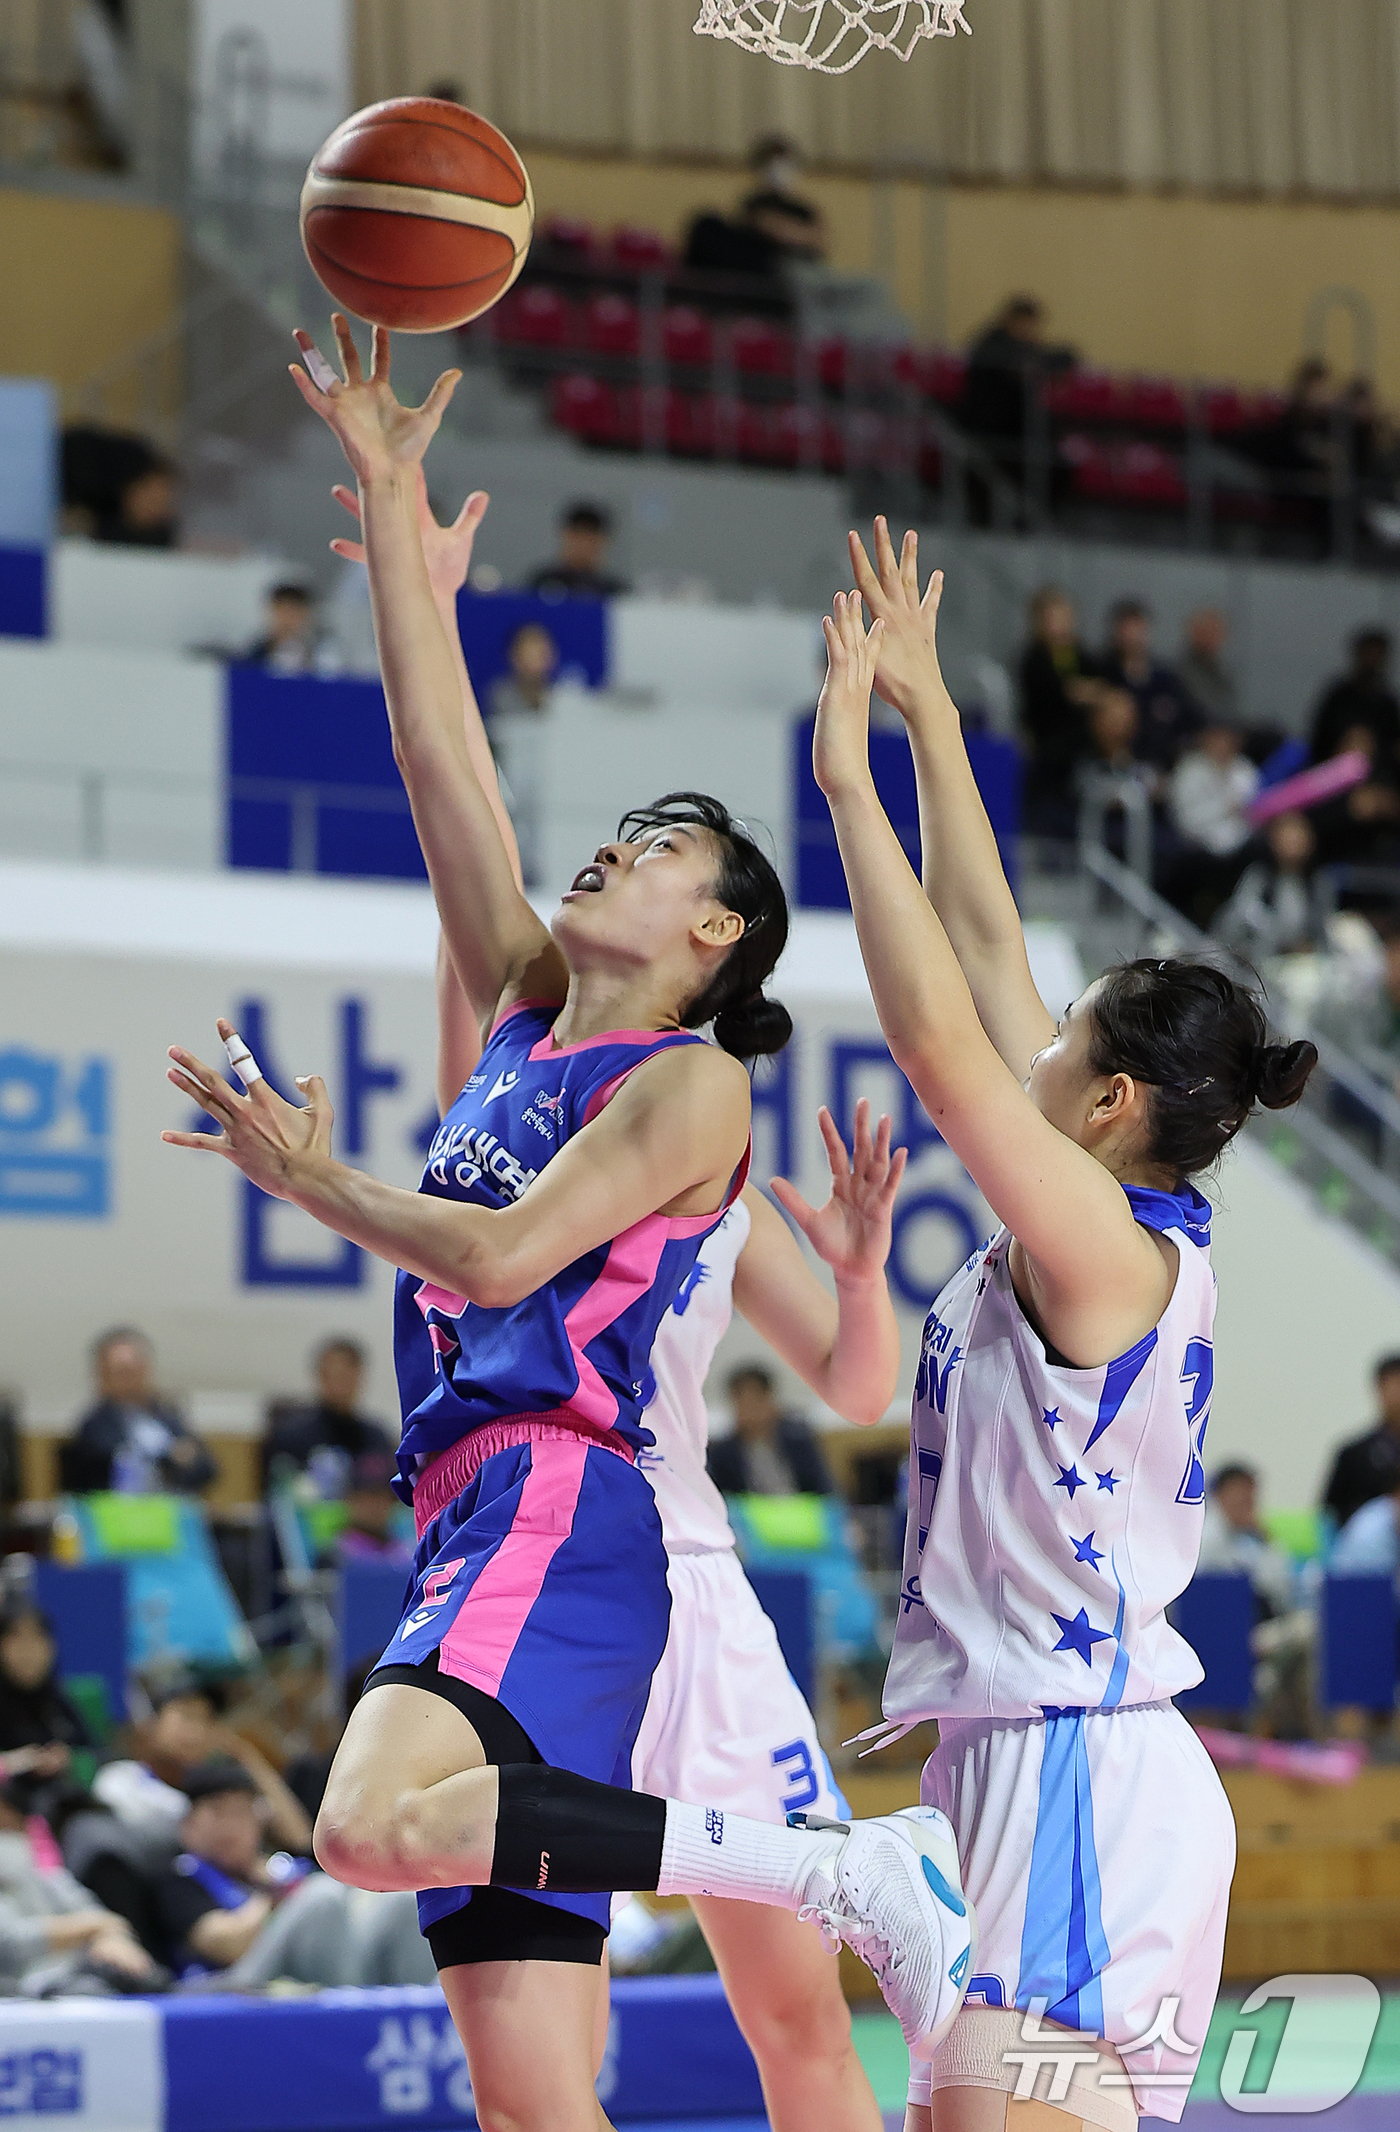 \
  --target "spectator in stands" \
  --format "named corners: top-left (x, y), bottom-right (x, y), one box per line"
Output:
top-left (707, 1365), bottom-right (833, 1497)
top-left (94, 1670), bottom-right (312, 1858)
top-left (1017, 585), bottom-right (1100, 840)
top-left (526, 502), bottom-right (628, 600)
top-left (244, 582), bottom-right (323, 675)
top-left (1100, 599), bottom-right (1199, 771)
top-left (1311, 628), bottom-right (1400, 777)
top-left (1081, 685), bottom-right (1142, 777)
top-left (1197, 1463), bottom-right (1297, 1620)
top-left (1244, 358), bottom-right (1336, 511)
top-left (1215, 810), bottom-right (1324, 961)
top-left (332, 1451), bottom-right (413, 1569)
top-left (1169, 720), bottom-right (1259, 859)
top-left (738, 133), bottom-right (825, 262)
top-left (1178, 608), bottom-right (1239, 727)
top-left (0, 1780), bottom-right (164, 1996)
top-left (488, 621), bottom-right (557, 887)
top-left (961, 296), bottom-right (1075, 465)
top-left (152, 1759), bottom-right (430, 1987)
top-left (60, 426), bottom-right (179, 548)
top-left (263, 1337), bottom-right (394, 1497)
top-left (1329, 1478), bottom-right (1400, 1585)
top-left (1344, 916), bottom-right (1400, 1078)
top-left (61, 1328), bottom-right (217, 1497)
top-left (1321, 1354), bottom-right (1400, 1531)
top-left (0, 1599), bottom-right (99, 1820)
